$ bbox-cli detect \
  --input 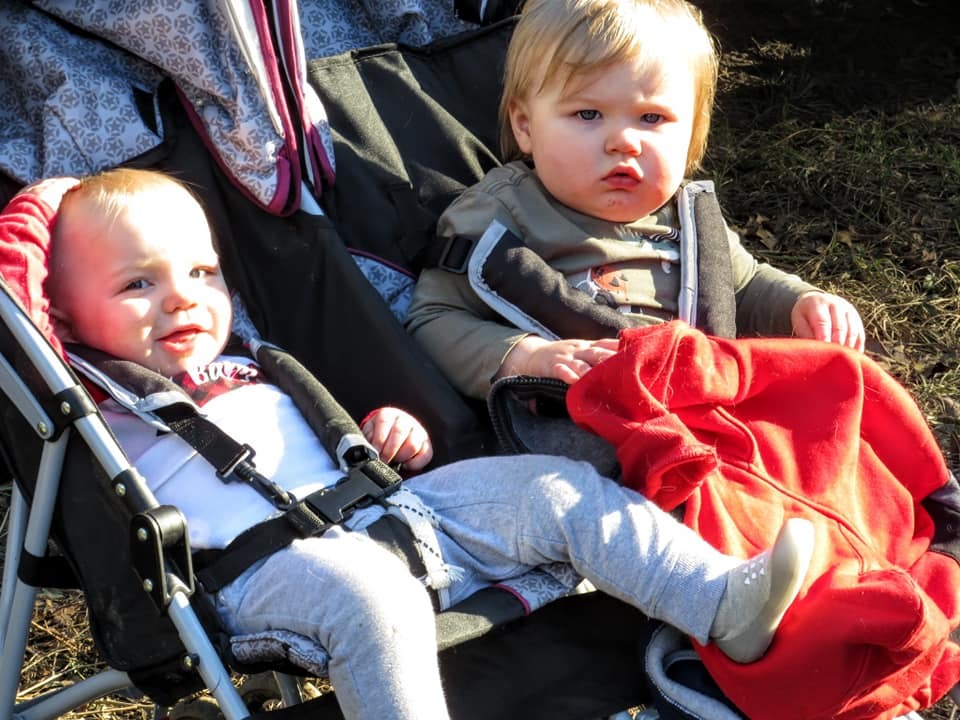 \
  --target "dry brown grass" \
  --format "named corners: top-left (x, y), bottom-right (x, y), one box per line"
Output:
top-left (4, 0), bottom-right (960, 717)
